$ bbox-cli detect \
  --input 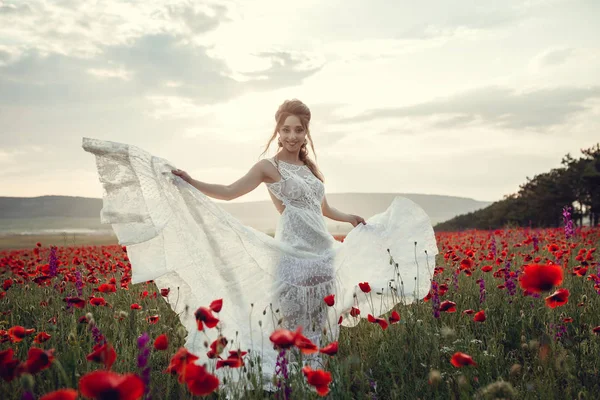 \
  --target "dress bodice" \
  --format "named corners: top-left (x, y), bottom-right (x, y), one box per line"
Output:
top-left (265, 157), bottom-right (325, 215)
